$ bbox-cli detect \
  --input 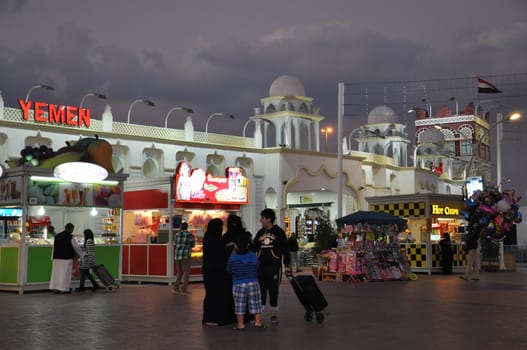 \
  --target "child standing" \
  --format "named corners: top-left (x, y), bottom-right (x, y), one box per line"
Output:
top-left (227, 234), bottom-right (265, 330)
